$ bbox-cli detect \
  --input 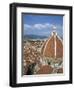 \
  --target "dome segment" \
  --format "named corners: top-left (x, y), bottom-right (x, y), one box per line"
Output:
top-left (41, 31), bottom-right (63, 59)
